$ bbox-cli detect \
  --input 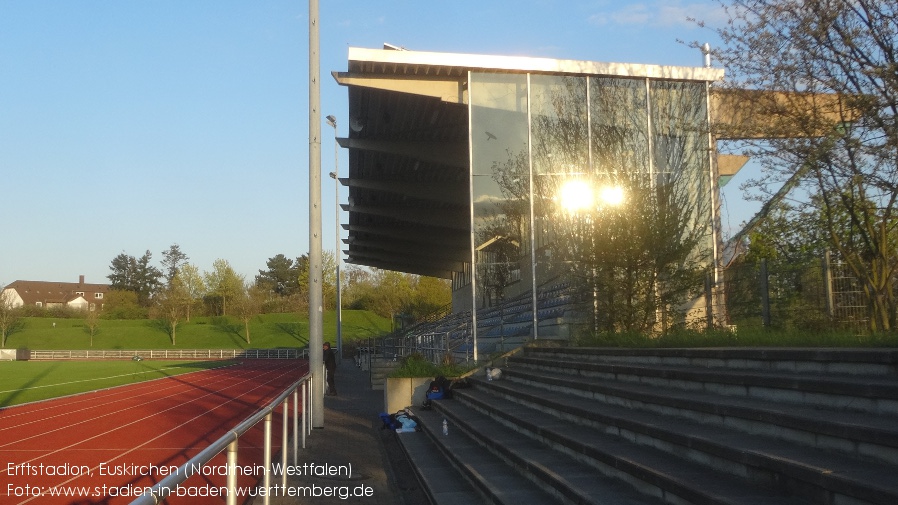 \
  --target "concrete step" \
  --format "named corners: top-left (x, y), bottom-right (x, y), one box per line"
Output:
top-left (399, 348), bottom-right (898, 505)
top-left (524, 347), bottom-right (898, 377)
top-left (508, 354), bottom-right (898, 415)
top-left (407, 409), bottom-right (560, 504)
top-left (501, 366), bottom-right (898, 466)
top-left (460, 376), bottom-right (898, 505)
top-left (369, 360), bottom-right (402, 390)
top-left (421, 400), bottom-right (662, 505)
top-left (394, 427), bottom-right (483, 505)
